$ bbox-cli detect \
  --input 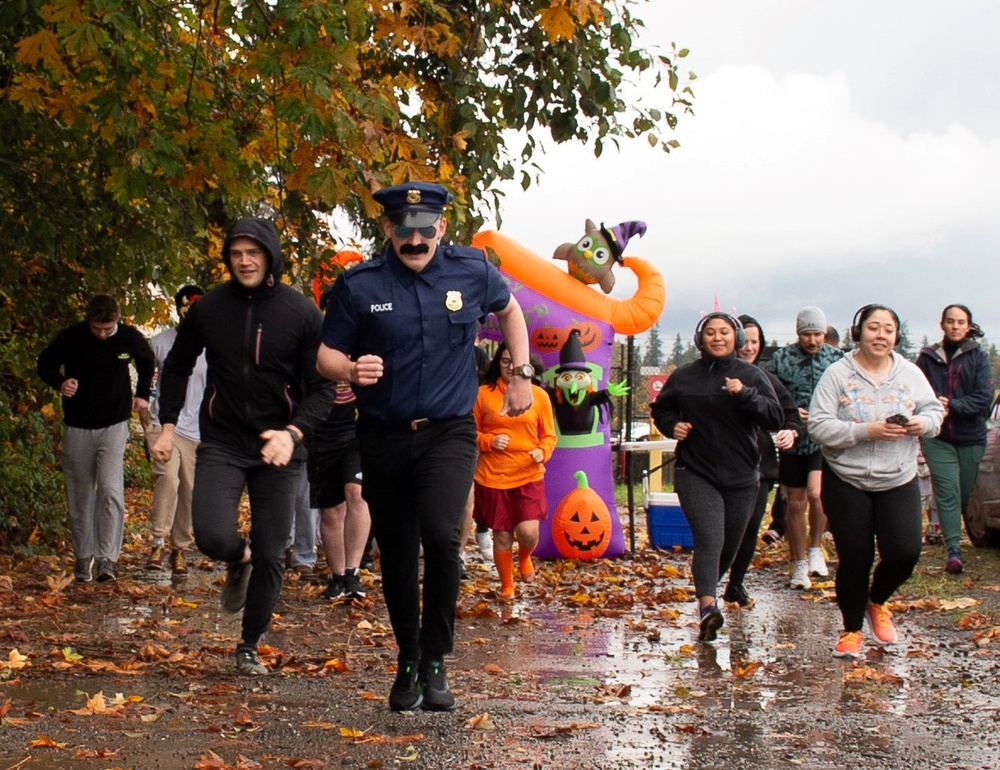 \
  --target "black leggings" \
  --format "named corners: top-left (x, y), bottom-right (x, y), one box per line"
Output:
top-left (727, 479), bottom-right (775, 588)
top-left (821, 464), bottom-right (922, 632)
